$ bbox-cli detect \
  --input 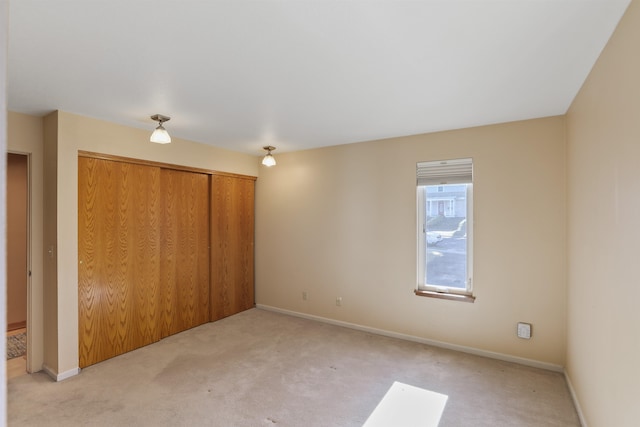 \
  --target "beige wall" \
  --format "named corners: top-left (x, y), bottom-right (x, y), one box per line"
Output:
top-left (44, 111), bottom-right (259, 377)
top-left (8, 111), bottom-right (44, 373)
top-left (256, 116), bottom-right (567, 367)
top-left (566, 0), bottom-right (639, 425)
